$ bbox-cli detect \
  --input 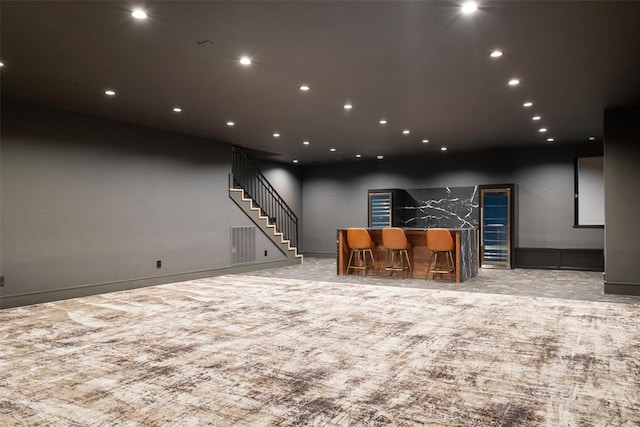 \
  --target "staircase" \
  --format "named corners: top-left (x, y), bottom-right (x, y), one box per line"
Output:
top-left (229, 146), bottom-right (302, 264)
top-left (229, 187), bottom-right (302, 263)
